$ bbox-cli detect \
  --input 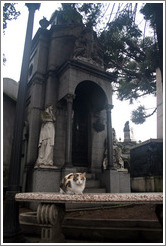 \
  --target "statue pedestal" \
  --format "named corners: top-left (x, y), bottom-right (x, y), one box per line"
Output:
top-left (30, 165), bottom-right (61, 210)
top-left (101, 169), bottom-right (131, 193)
top-left (32, 165), bottom-right (61, 192)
